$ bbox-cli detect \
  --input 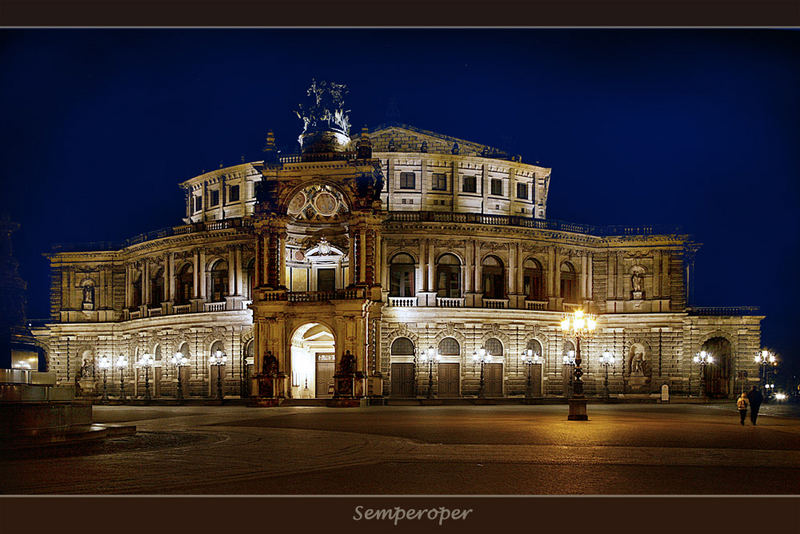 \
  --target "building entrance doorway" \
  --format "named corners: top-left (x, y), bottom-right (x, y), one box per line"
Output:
top-left (290, 323), bottom-right (335, 399)
top-left (701, 337), bottom-right (733, 398)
